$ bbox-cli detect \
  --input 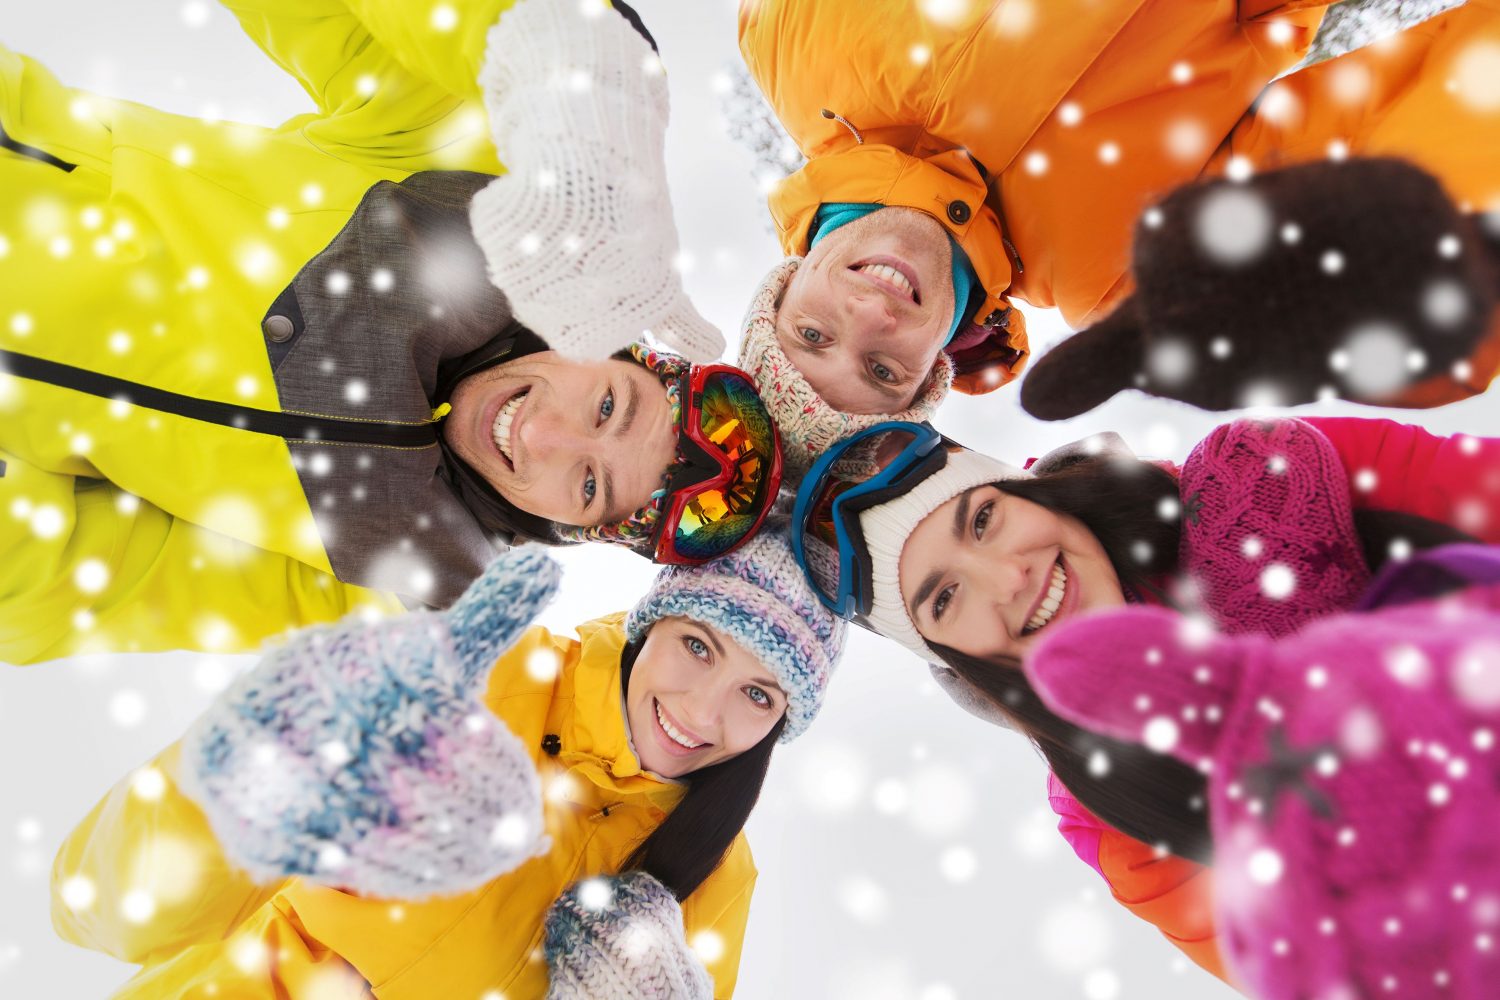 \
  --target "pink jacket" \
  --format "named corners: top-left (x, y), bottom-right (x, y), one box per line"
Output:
top-left (1047, 418), bottom-right (1500, 984)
